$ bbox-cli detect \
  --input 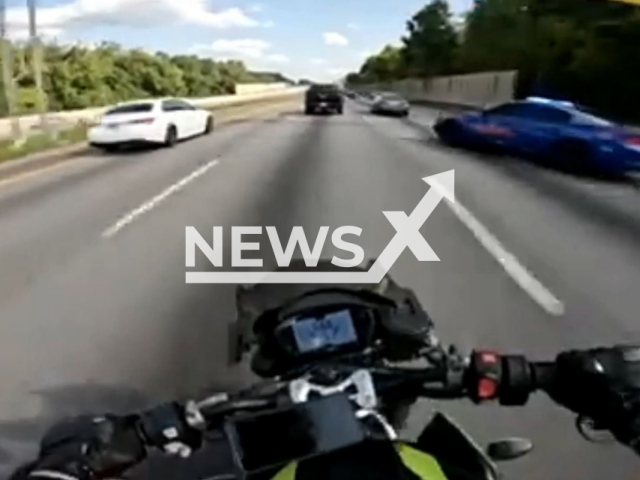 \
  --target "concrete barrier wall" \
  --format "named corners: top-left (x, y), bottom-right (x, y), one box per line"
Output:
top-left (0, 86), bottom-right (305, 140)
top-left (355, 71), bottom-right (517, 109)
top-left (234, 82), bottom-right (288, 95)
